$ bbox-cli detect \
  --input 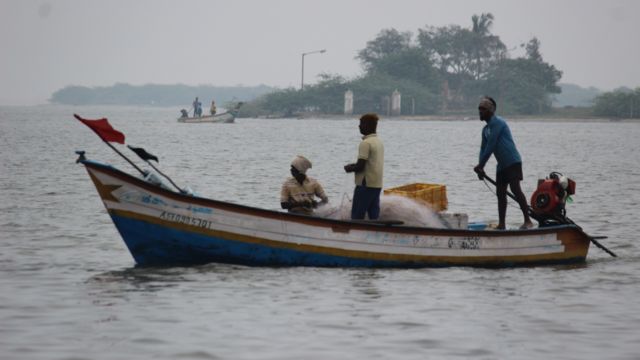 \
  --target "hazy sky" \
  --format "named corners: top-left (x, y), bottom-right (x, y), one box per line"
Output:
top-left (1, 0), bottom-right (639, 105)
